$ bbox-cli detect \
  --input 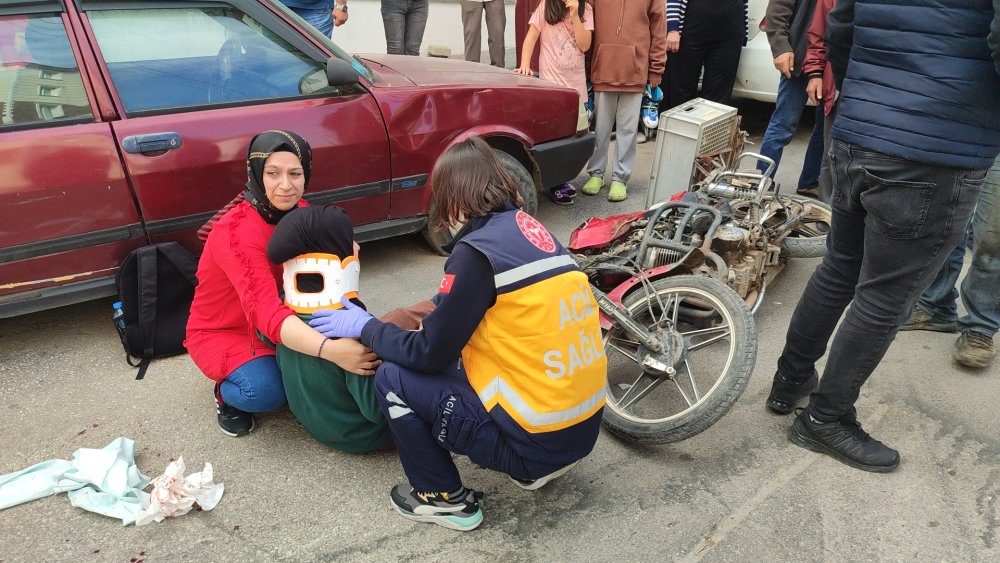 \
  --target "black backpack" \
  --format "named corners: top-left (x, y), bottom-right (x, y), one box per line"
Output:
top-left (115, 243), bottom-right (199, 379)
